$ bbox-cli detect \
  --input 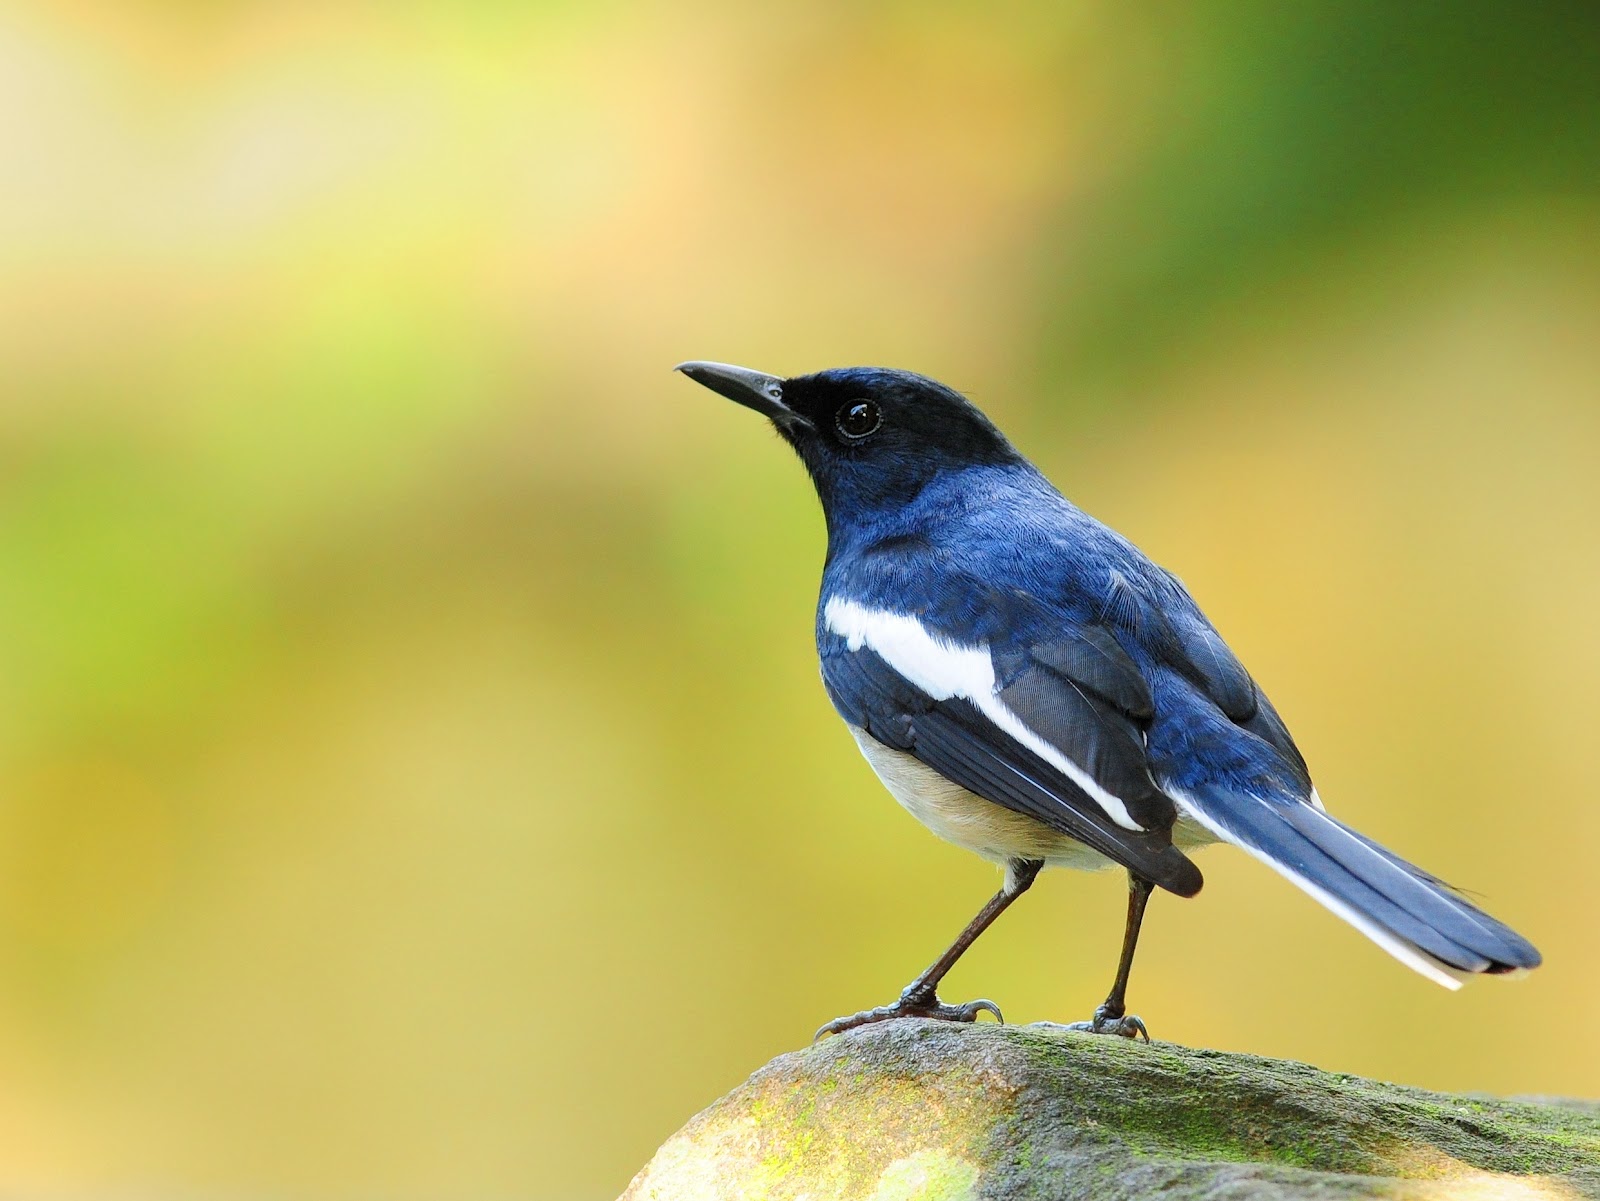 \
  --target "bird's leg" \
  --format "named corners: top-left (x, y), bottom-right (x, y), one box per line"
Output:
top-left (815, 859), bottom-right (1043, 1040)
top-left (1065, 872), bottom-right (1154, 1041)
